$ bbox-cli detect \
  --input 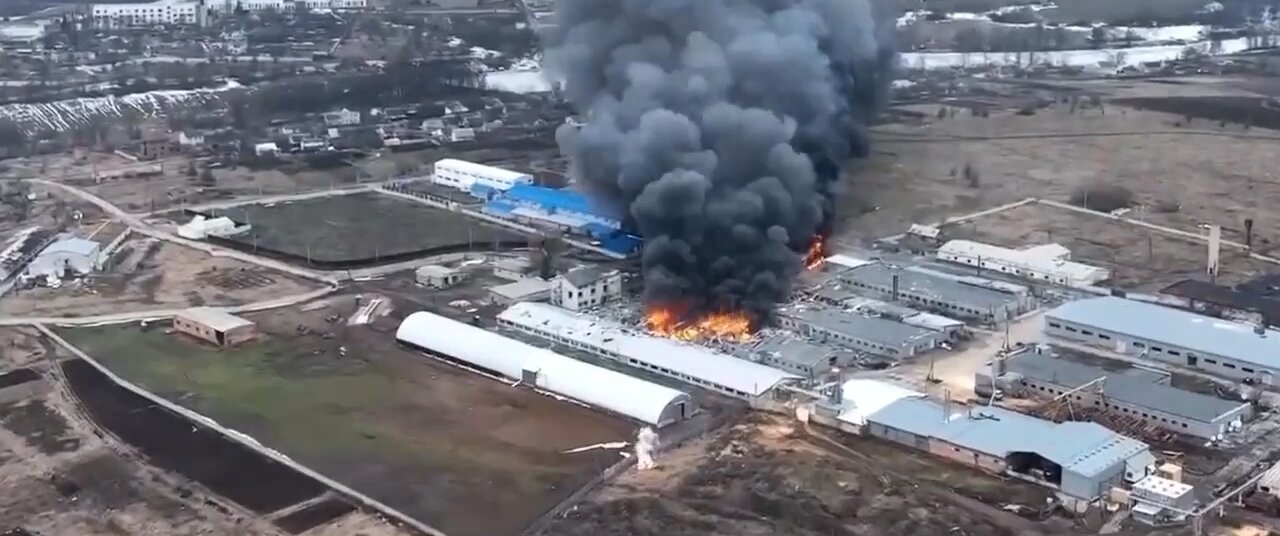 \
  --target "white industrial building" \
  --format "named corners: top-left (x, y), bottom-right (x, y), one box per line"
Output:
top-left (415, 265), bottom-right (463, 289)
top-left (177, 215), bottom-right (251, 240)
top-left (551, 266), bottom-right (622, 311)
top-left (396, 311), bottom-right (694, 427)
top-left (1130, 475), bottom-right (1195, 525)
top-left (498, 302), bottom-right (799, 400)
top-left (92, 0), bottom-right (204, 27)
top-left (1046, 297), bottom-right (1280, 384)
top-left (27, 237), bottom-right (100, 278)
top-left (937, 240), bottom-right (1111, 288)
top-left (322, 108), bottom-right (361, 127)
top-left (433, 159), bottom-right (532, 194)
